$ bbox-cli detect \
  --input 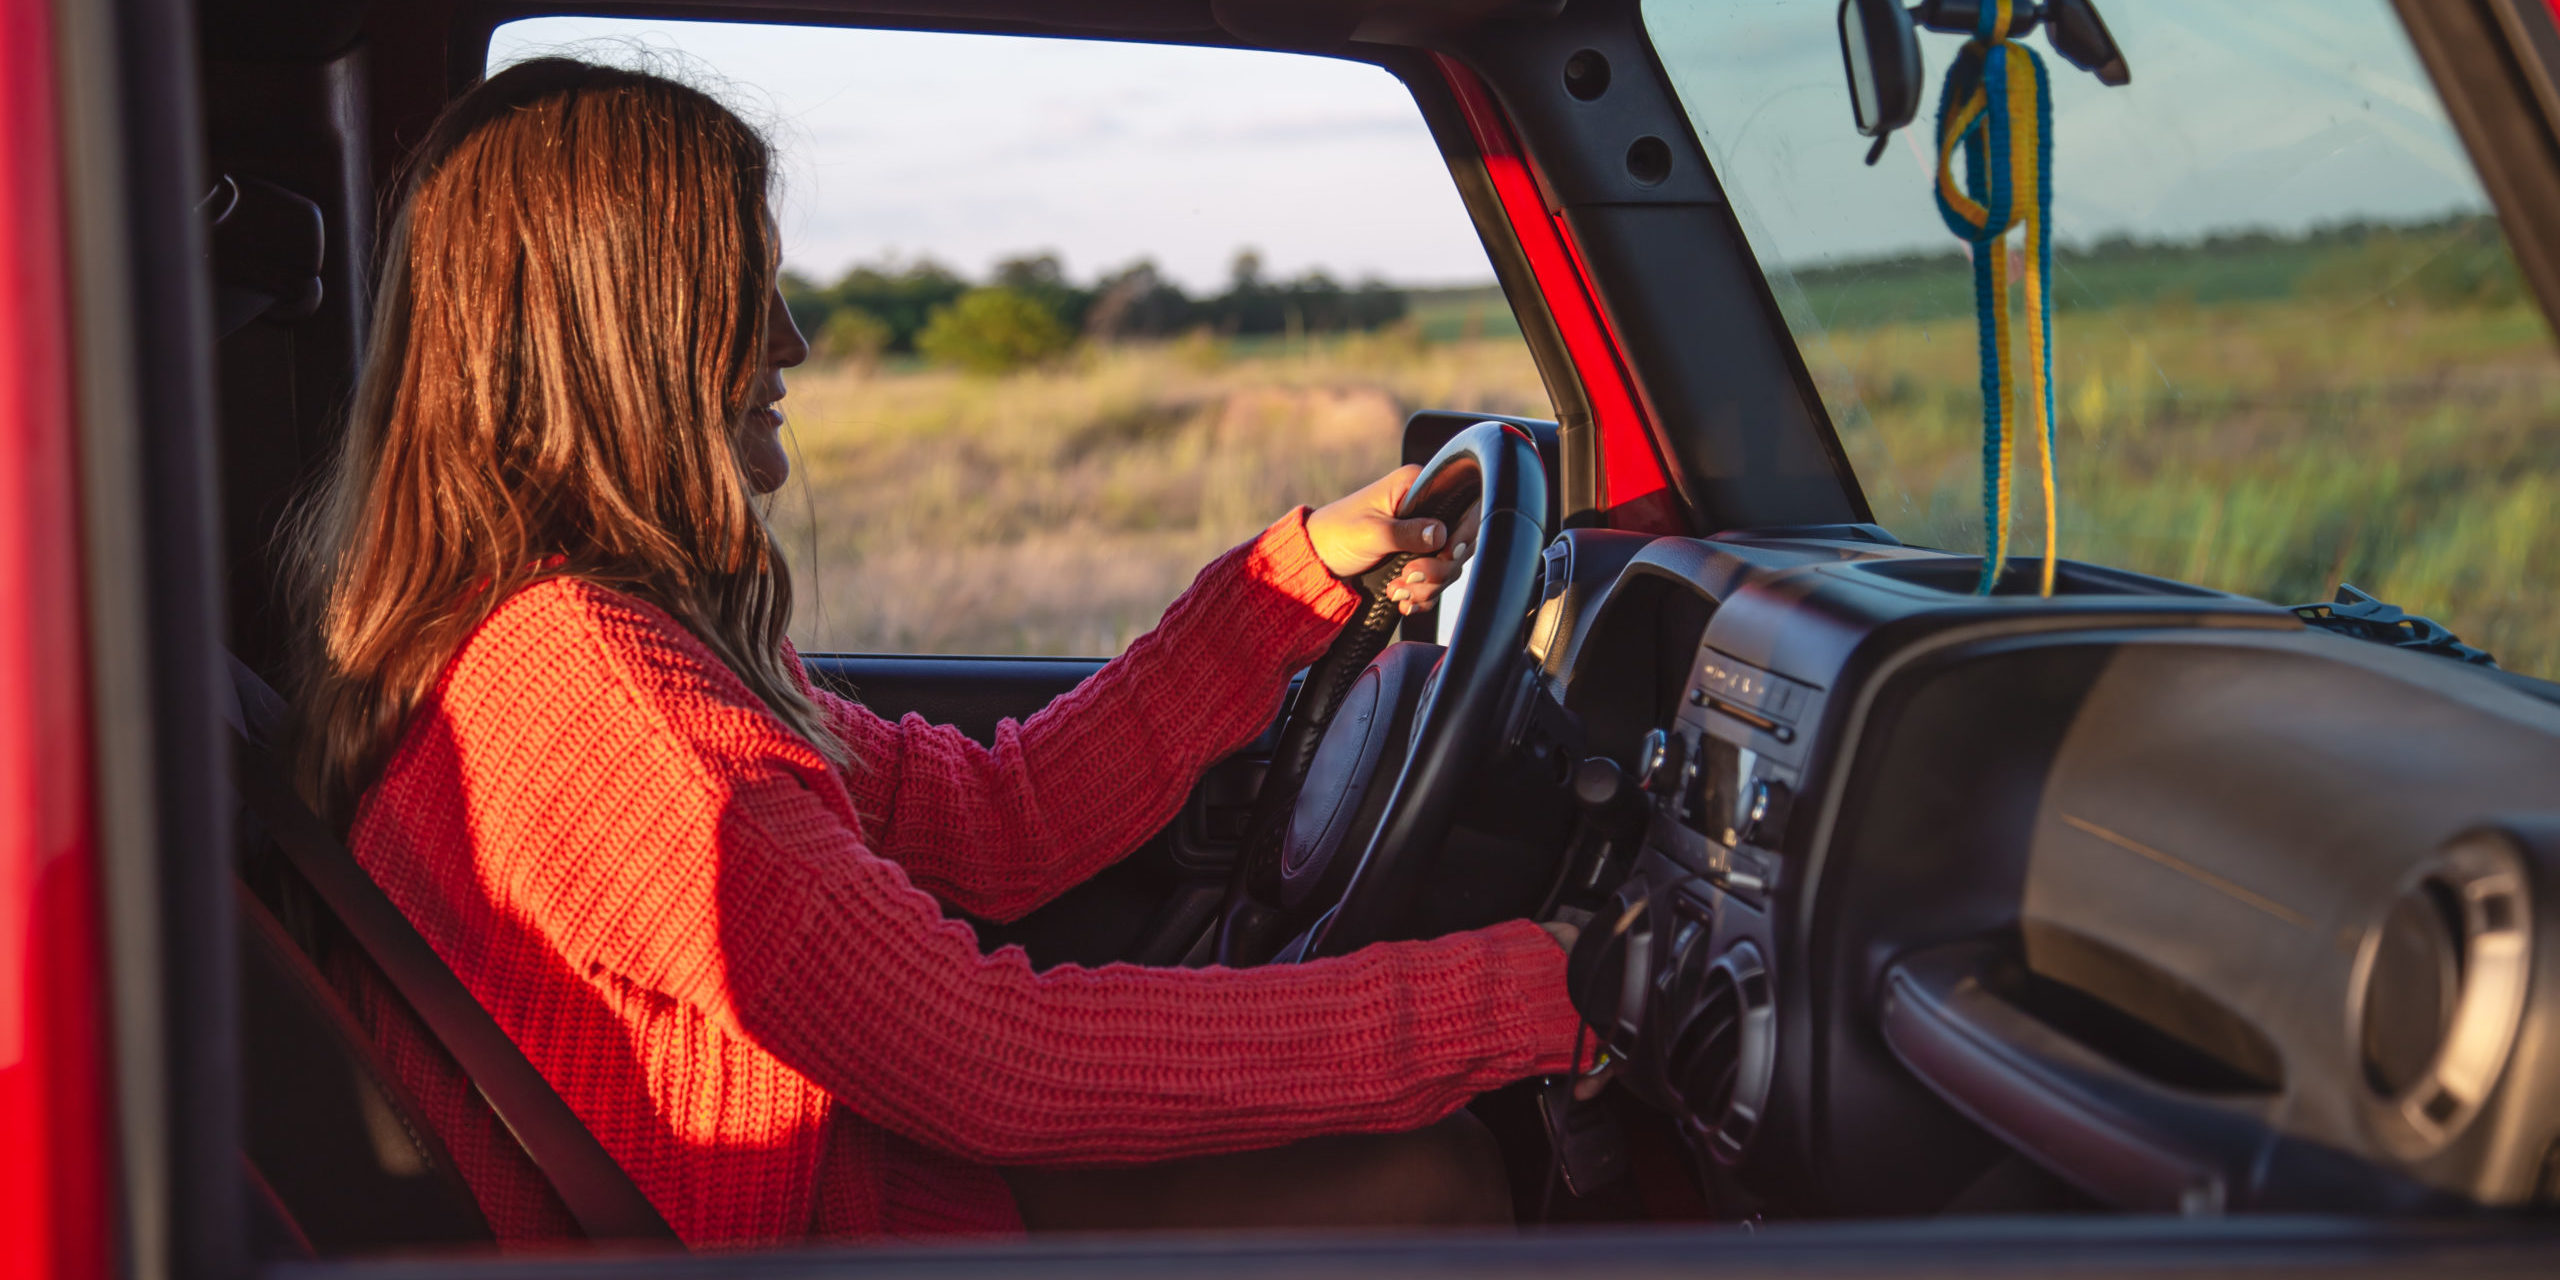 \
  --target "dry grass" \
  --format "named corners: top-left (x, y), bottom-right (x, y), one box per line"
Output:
top-left (770, 334), bottom-right (1550, 655)
top-left (1824, 297), bottom-right (2560, 676)
top-left (774, 299), bottom-right (2560, 680)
